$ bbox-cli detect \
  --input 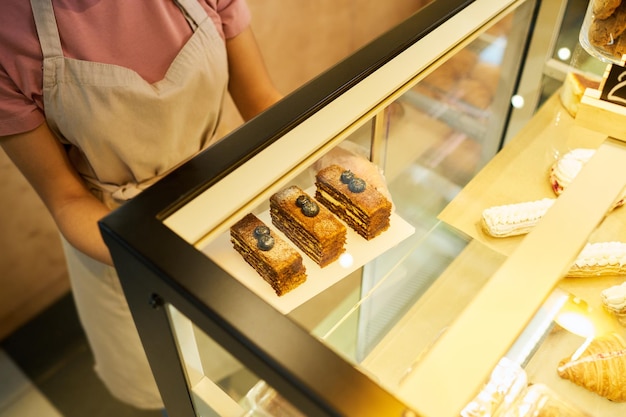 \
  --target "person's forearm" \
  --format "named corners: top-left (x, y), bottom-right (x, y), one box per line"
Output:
top-left (1, 123), bottom-right (114, 266)
top-left (52, 194), bottom-right (113, 265)
top-left (226, 27), bottom-right (283, 120)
